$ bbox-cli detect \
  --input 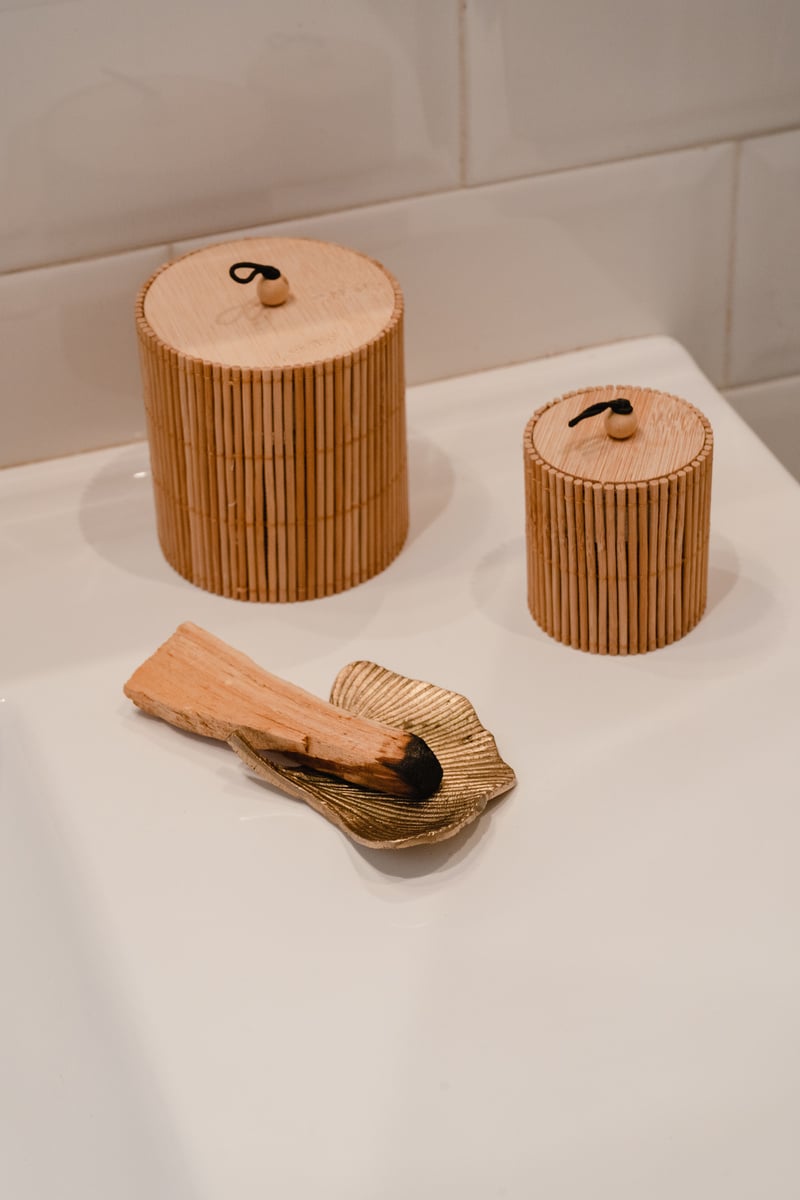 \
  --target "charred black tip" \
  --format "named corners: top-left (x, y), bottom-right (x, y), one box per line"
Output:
top-left (392, 735), bottom-right (443, 801)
